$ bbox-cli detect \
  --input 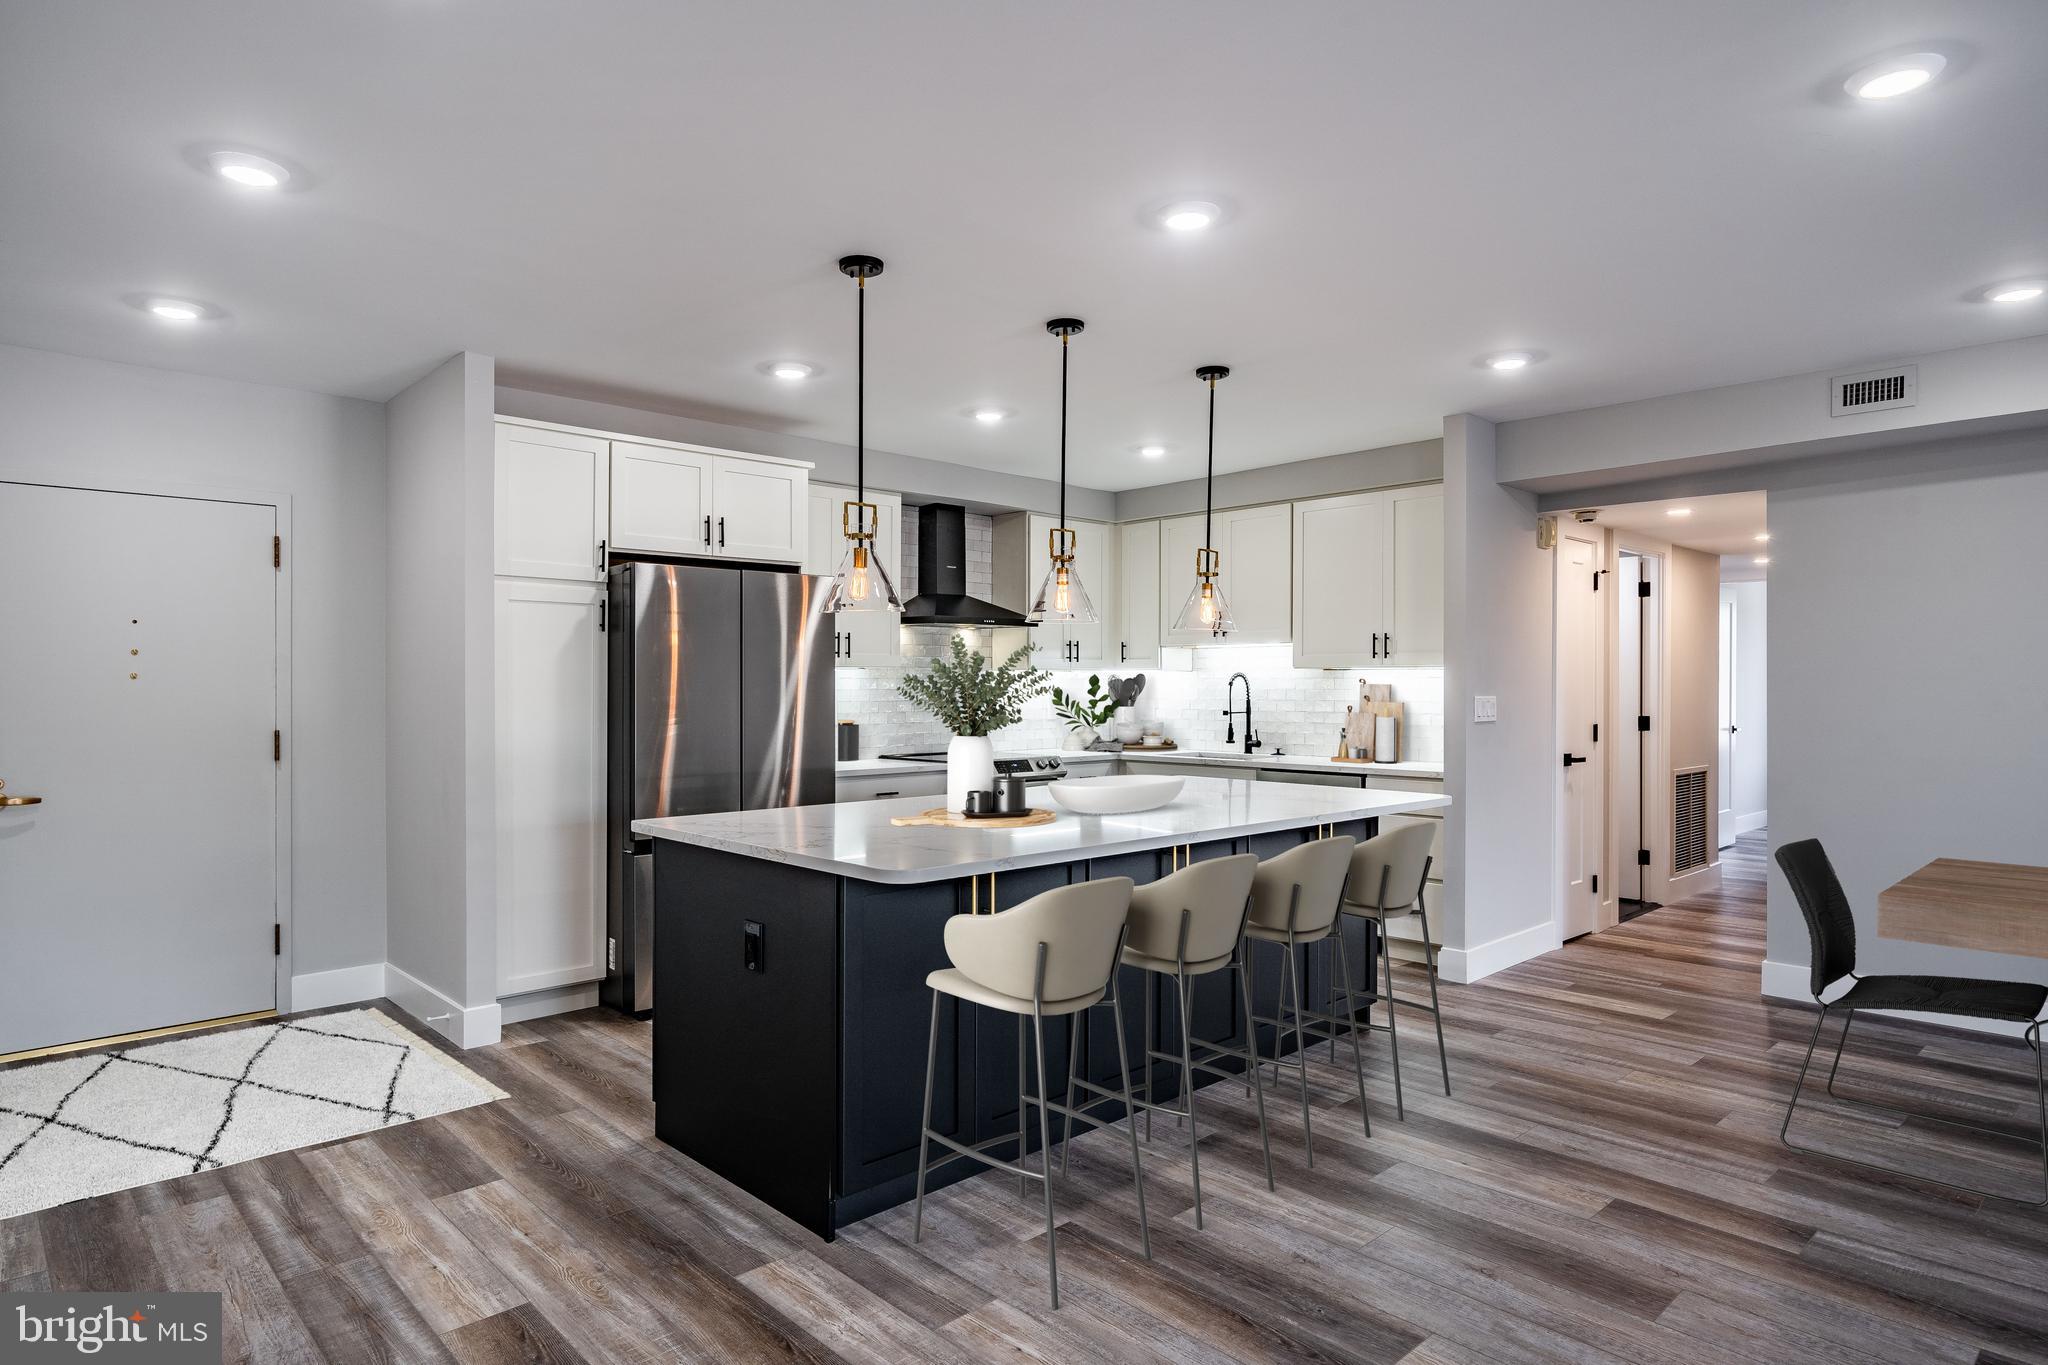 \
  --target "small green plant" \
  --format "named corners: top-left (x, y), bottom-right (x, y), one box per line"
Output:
top-left (1050, 674), bottom-right (1122, 734)
top-left (897, 634), bottom-right (1049, 737)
